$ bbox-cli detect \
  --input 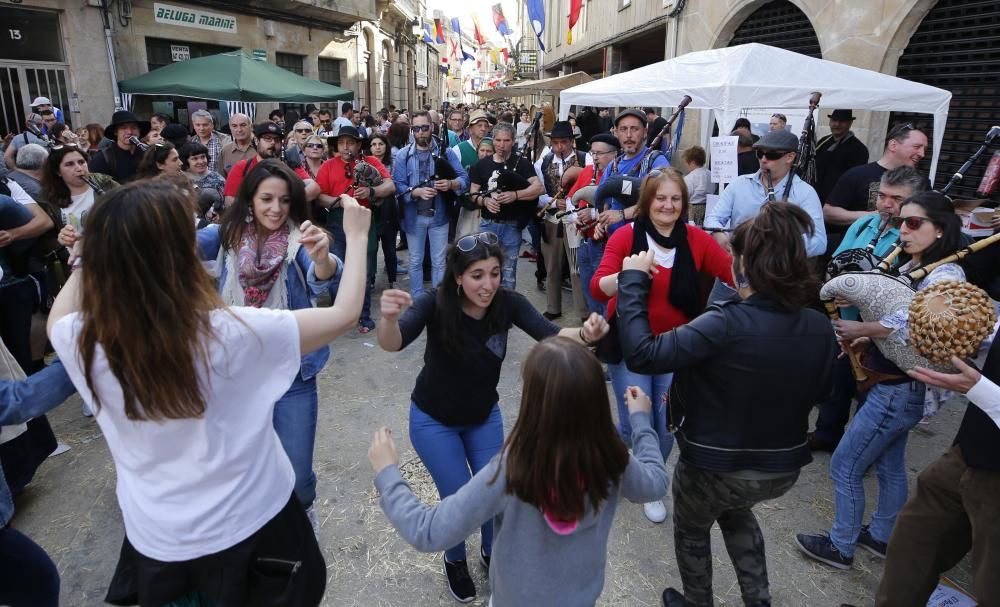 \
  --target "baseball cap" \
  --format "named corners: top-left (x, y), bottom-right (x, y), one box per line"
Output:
top-left (30, 97), bottom-right (52, 107)
top-left (254, 122), bottom-right (284, 138)
top-left (614, 109), bottom-right (647, 128)
top-left (753, 129), bottom-right (799, 151)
